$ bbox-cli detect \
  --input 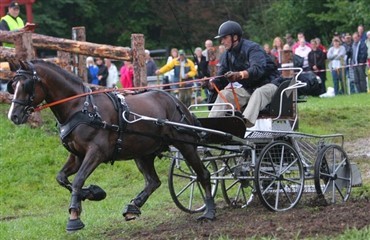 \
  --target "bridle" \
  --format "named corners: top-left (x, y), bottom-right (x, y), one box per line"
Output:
top-left (8, 64), bottom-right (44, 115)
